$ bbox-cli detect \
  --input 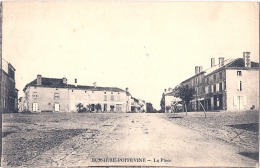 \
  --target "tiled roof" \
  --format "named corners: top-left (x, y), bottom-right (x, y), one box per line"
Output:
top-left (180, 58), bottom-right (259, 84)
top-left (227, 58), bottom-right (259, 68)
top-left (23, 77), bottom-right (126, 92)
top-left (204, 58), bottom-right (259, 77)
